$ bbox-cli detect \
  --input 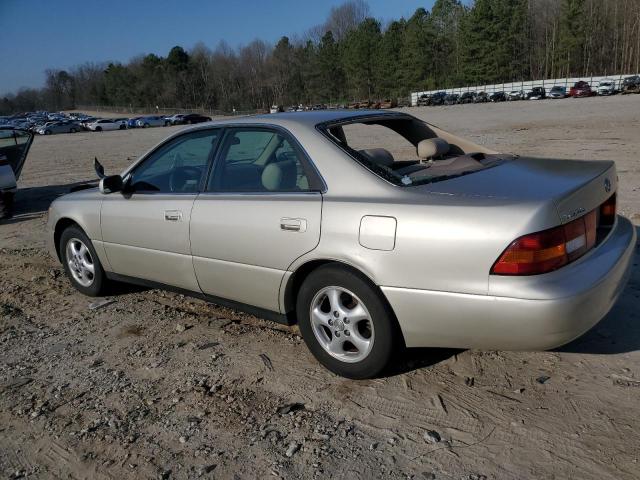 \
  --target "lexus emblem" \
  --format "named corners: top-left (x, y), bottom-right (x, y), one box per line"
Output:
top-left (604, 178), bottom-right (611, 193)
